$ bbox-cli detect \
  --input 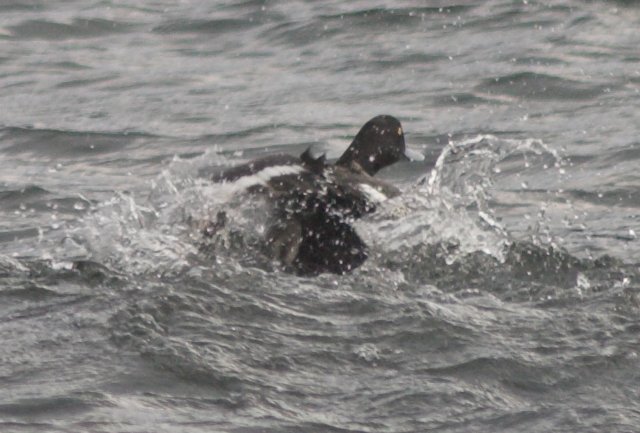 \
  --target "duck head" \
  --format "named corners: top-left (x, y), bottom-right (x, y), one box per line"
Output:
top-left (336, 115), bottom-right (410, 176)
